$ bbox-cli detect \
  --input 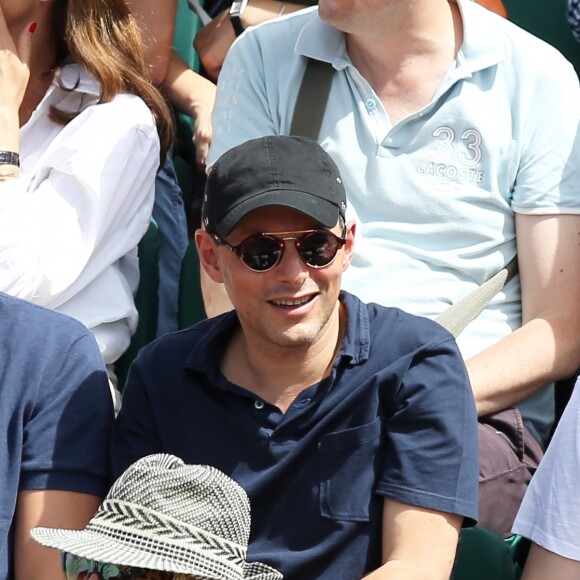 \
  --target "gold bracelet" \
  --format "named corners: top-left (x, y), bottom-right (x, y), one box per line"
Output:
top-left (0, 166), bottom-right (20, 181)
